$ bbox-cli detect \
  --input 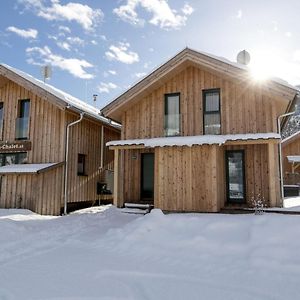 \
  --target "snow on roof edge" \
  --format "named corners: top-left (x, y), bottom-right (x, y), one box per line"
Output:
top-left (282, 130), bottom-right (300, 145)
top-left (287, 156), bottom-right (300, 163)
top-left (107, 133), bottom-right (280, 148)
top-left (0, 63), bottom-right (120, 129)
top-left (0, 163), bottom-right (62, 174)
top-left (102, 47), bottom-right (298, 113)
